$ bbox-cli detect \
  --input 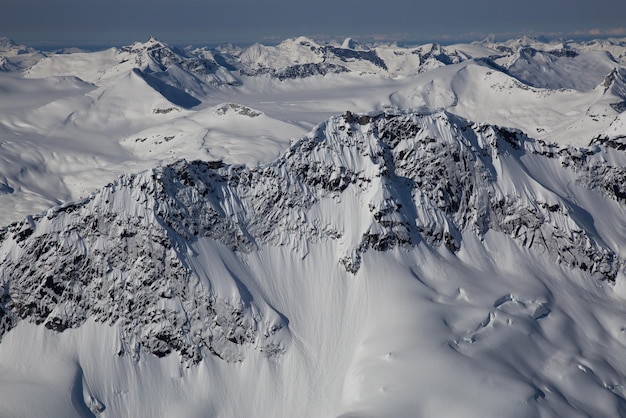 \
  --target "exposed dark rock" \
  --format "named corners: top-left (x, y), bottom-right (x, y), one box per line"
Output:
top-left (240, 62), bottom-right (350, 80)
top-left (1, 110), bottom-right (623, 366)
